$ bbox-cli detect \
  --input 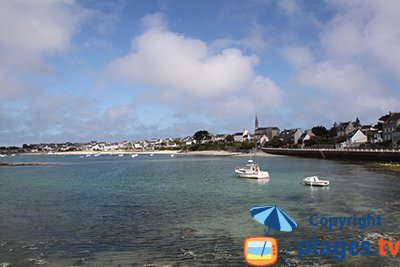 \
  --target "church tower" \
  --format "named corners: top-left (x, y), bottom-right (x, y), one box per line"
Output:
top-left (255, 113), bottom-right (259, 131)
